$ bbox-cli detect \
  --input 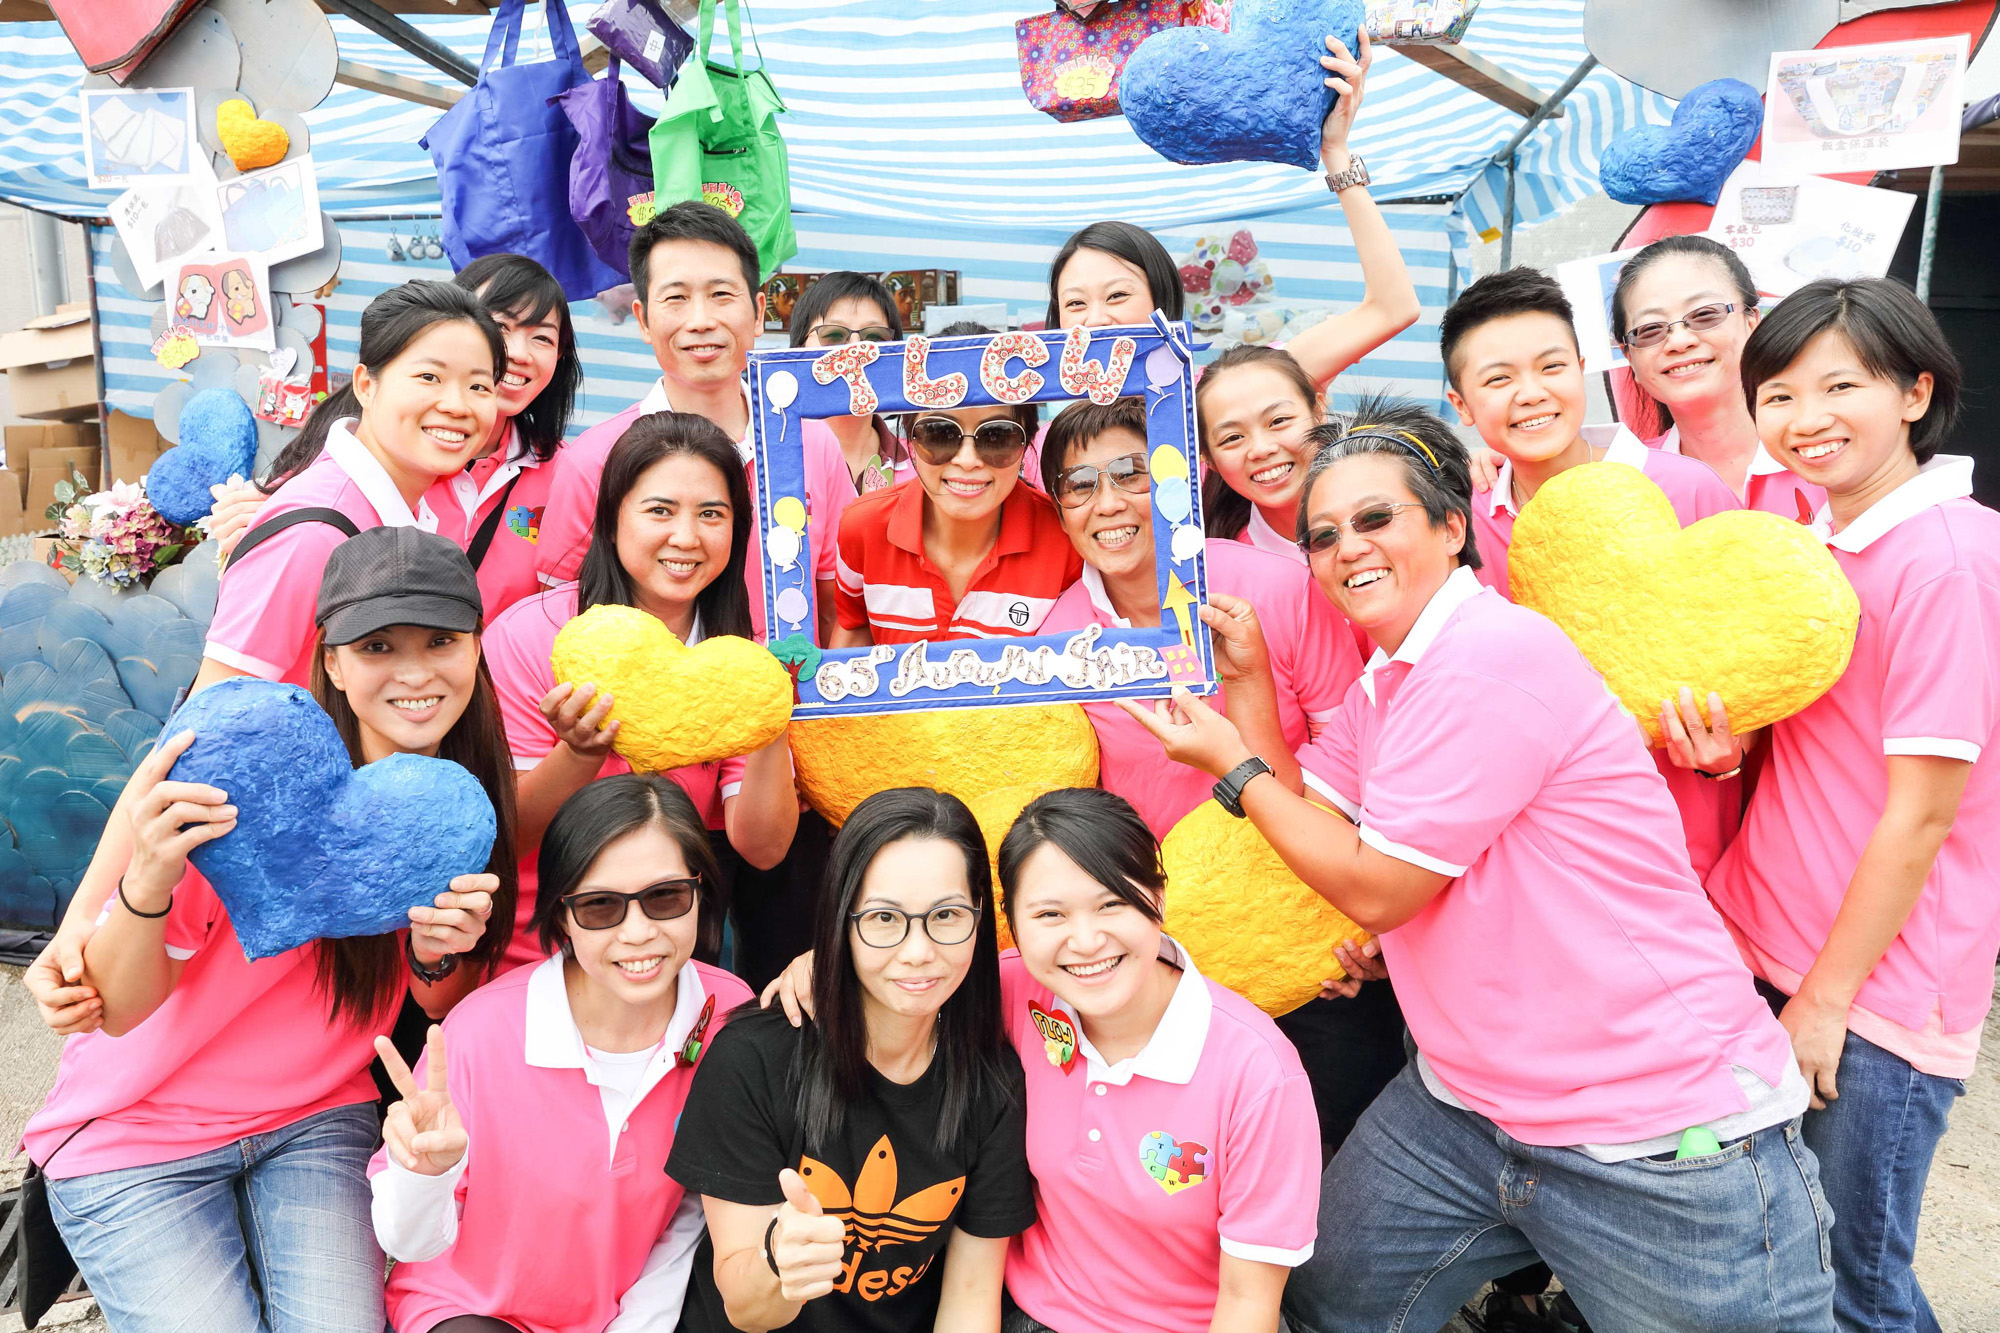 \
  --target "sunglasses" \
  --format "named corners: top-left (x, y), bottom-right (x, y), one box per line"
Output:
top-left (905, 416), bottom-right (1031, 468)
top-left (810, 324), bottom-right (895, 345)
top-left (1620, 302), bottom-right (1737, 349)
top-left (1054, 453), bottom-right (1150, 509)
top-left (1300, 502), bottom-right (1420, 556)
top-left (561, 877), bottom-right (700, 931)
top-left (849, 902), bottom-right (982, 949)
